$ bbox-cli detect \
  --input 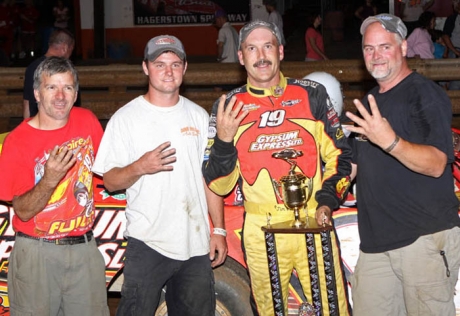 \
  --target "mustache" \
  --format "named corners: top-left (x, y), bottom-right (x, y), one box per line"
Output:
top-left (253, 59), bottom-right (272, 67)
